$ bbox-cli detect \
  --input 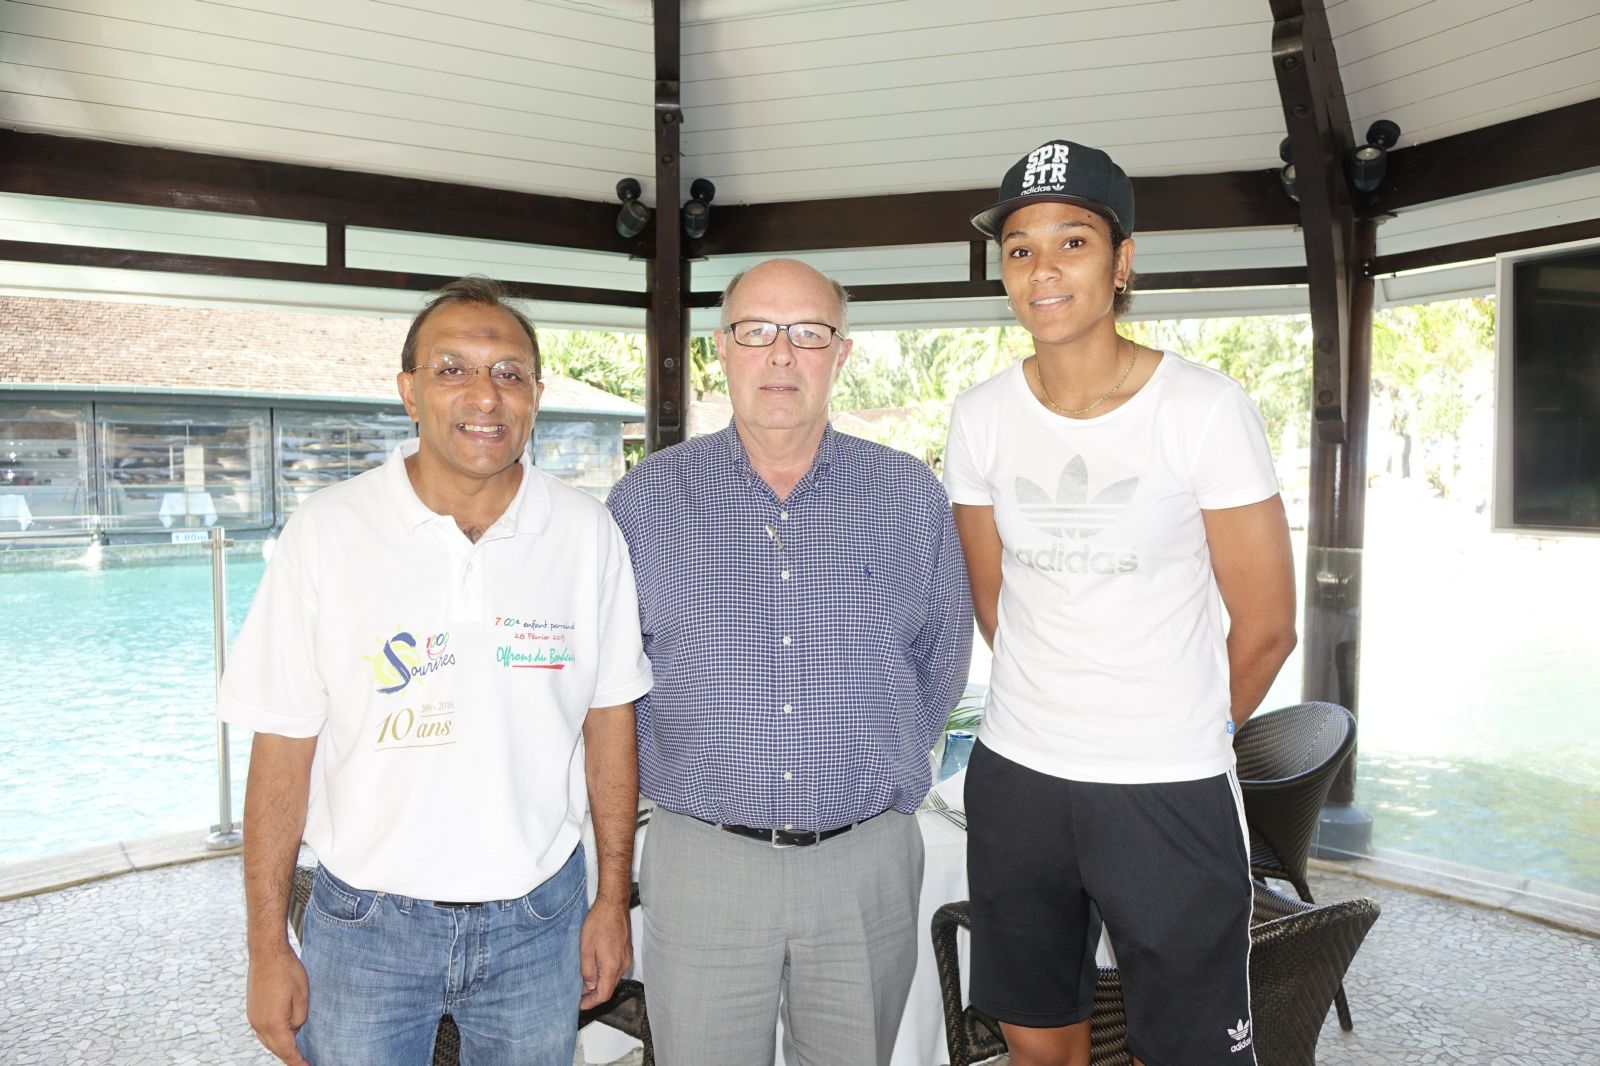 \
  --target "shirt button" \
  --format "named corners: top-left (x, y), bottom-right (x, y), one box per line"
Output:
top-left (781, 635), bottom-right (792, 646)
top-left (784, 823), bottom-right (794, 830)
top-left (783, 771), bottom-right (793, 781)
top-left (780, 570), bottom-right (790, 580)
top-left (782, 703), bottom-right (792, 713)
top-left (466, 563), bottom-right (474, 571)
top-left (779, 511), bottom-right (789, 521)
